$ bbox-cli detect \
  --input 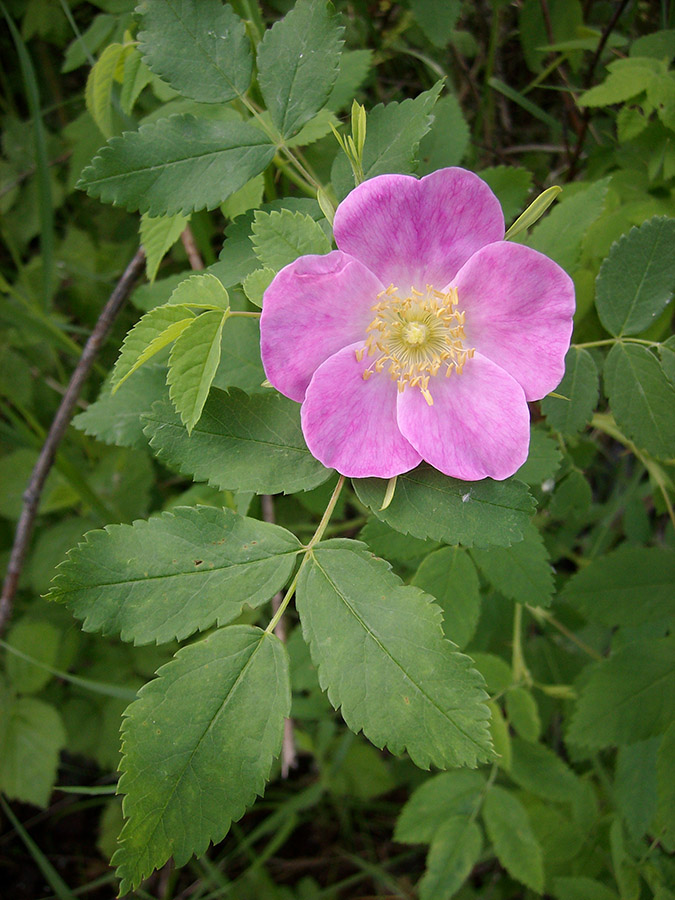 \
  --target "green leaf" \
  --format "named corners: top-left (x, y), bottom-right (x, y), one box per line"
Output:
top-left (417, 94), bottom-right (469, 174)
top-left (420, 817), bottom-right (483, 900)
top-left (604, 343), bottom-right (675, 459)
top-left (359, 518), bottom-right (437, 565)
top-left (113, 626), bottom-right (290, 894)
top-left (137, 0), bottom-right (252, 103)
top-left (167, 272), bottom-right (230, 309)
top-left (85, 42), bottom-right (131, 138)
top-left (221, 173), bottom-right (265, 220)
top-left (0, 695), bottom-right (66, 808)
top-left (332, 82), bottom-right (444, 197)
top-left (212, 317), bottom-right (266, 393)
top-left (482, 785), bottom-right (544, 892)
top-left (506, 688), bottom-right (541, 741)
top-left (595, 217), bottom-right (675, 337)
top-left (526, 178), bottom-right (609, 274)
top-left (111, 304), bottom-right (195, 391)
top-left (395, 770), bottom-right (485, 844)
top-left (562, 545), bottom-right (675, 628)
top-left (410, 0), bottom-right (461, 47)
top-left (657, 724), bottom-right (675, 841)
top-left (326, 49), bottom-right (372, 111)
top-left (297, 541), bottom-right (493, 769)
top-left (6, 619), bottom-right (61, 694)
top-left (509, 737), bottom-right (582, 803)
top-left (243, 267), bottom-right (275, 307)
top-left (167, 310), bottom-right (227, 432)
top-left (48, 506), bottom-right (300, 645)
top-left (143, 388), bottom-right (331, 494)
top-left (251, 209), bottom-right (331, 271)
top-left (477, 166), bottom-right (533, 226)
top-left (659, 335), bottom-right (675, 386)
top-left (140, 212), bottom-right (189, 283)
top-left (552, 877), bottom-right (619, 900)
top-left (541, 347), bottom-right (599, 435)
top-left (470, 522), bottom-right (554, 607)
top-left (489, 699), bottom-right (512, 772)
top-left (567, 637), bottom-right (675, 748)
top-left (77, 115), bottom-right (275, 216)
top-left (73, 363), bottom-right (167, 450)
top-left (411, 547), bottom-right (481, 649)
top-left (353, 465), bottom-right (534, 549)
top-left (515, 427), bottom-right (562, 485)
top-left (578, 58), bottom-right (660, 106)
top-left (615, 738), bottom-right (660, 839)
top-left (257, 0), bottom-right (344, 139)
